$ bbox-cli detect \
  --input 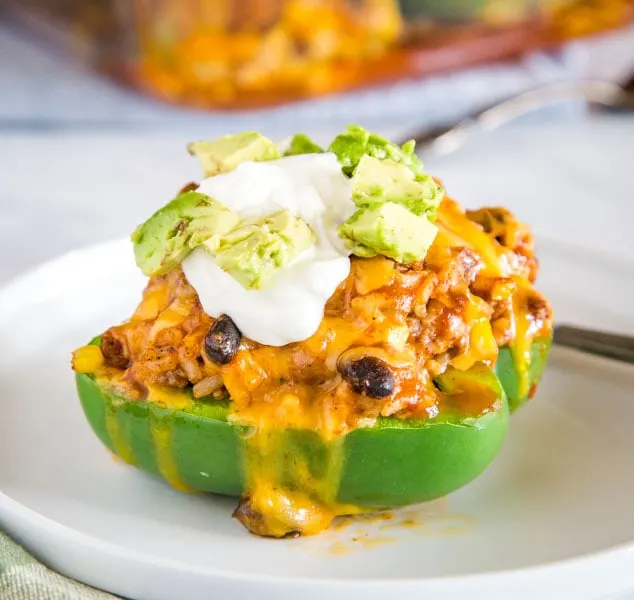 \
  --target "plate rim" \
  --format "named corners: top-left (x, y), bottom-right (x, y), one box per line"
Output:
top-left (2, 237), bottom-right (634, 595)
top-left (4, 490), bottom-right (634, 588)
